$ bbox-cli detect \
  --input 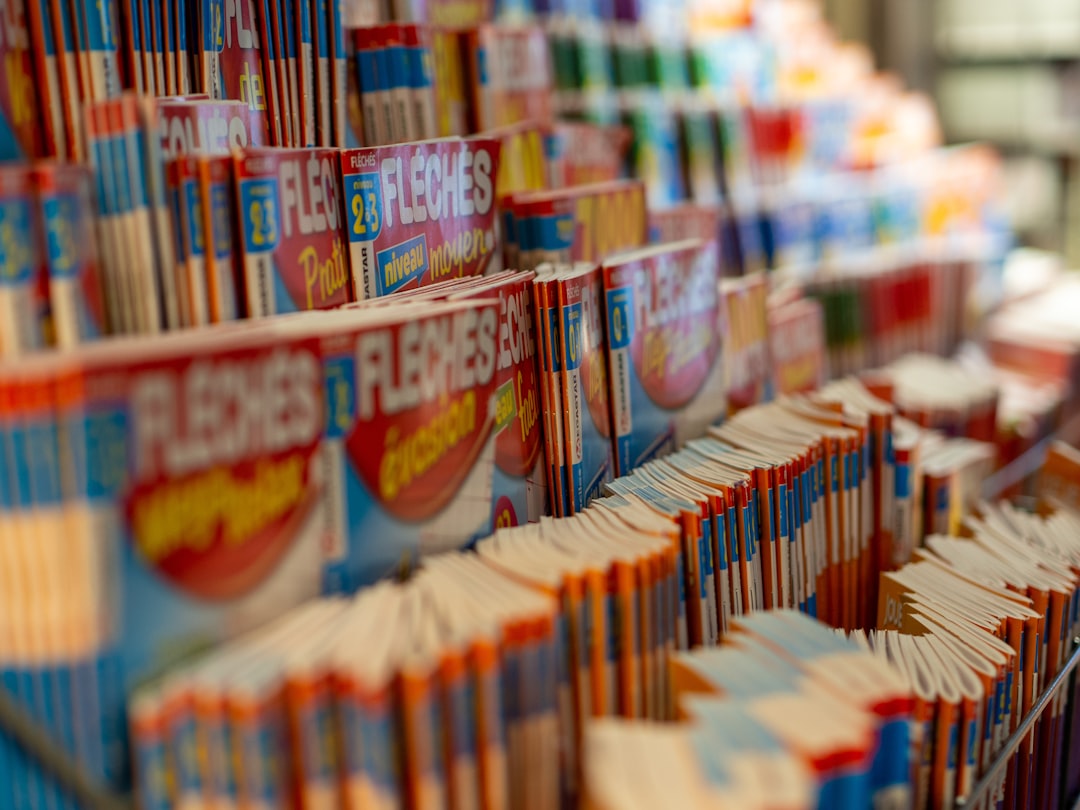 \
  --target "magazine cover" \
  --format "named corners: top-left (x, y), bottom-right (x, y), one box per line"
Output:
top-left (448, 273), bottom-right (548, 526)
top-left (722, 272), bottom-right (771, 413)
top-left (202, 0), bottom-right (271, 143)
top-left (602, 239), bottom-right (725, 476)
top-left (313, 301), bottom-right (502, 591)
top-left (340, 137), bottom-right (501, 299)
top-left (364, 272), bottom-right (549, 527)
top-left (235, 146), bottom-right (351, 315)
top-left (544, 121), bottom-right (630, 188)
top-left (769, 296), bottom-right (826, 396)
top-left (57, 330), bottom-right (329, 796)
top-left (157, 97), bottom-right (261, 158)
top-left (467, 24), bottom-right (552, 132)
